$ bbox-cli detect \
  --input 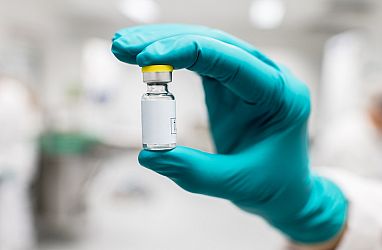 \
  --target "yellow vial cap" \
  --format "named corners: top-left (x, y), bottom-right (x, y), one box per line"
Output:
top-left (142, 65), bottom-right (174, 73)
